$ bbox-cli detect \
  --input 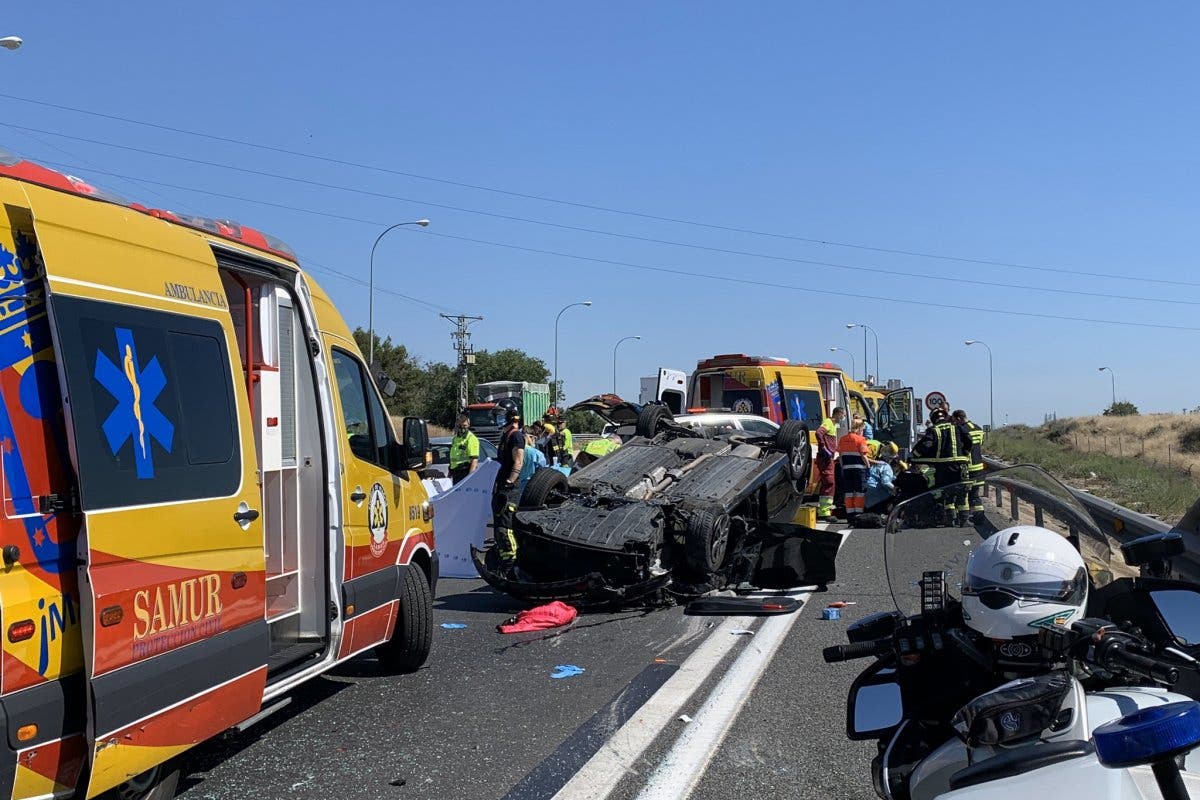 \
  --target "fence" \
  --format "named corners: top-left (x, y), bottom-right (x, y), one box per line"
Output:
top-left (1070, 433), bottom-right (1196, 474)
